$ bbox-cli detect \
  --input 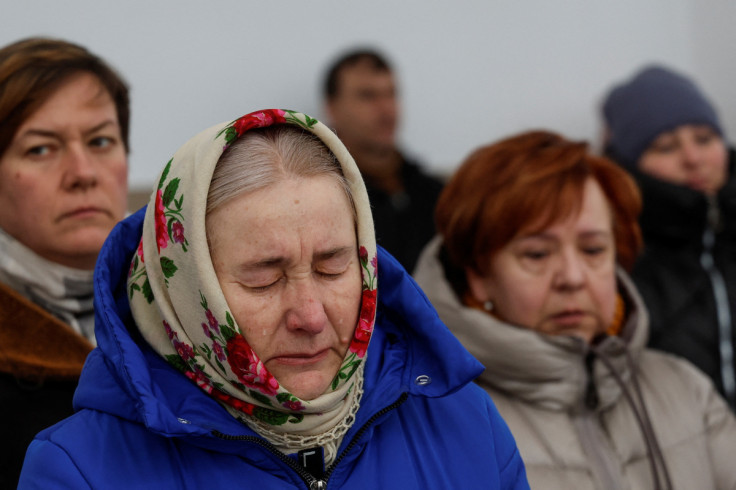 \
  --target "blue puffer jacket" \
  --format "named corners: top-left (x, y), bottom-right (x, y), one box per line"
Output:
top-left (19, 209), bottom-right (528, 489)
